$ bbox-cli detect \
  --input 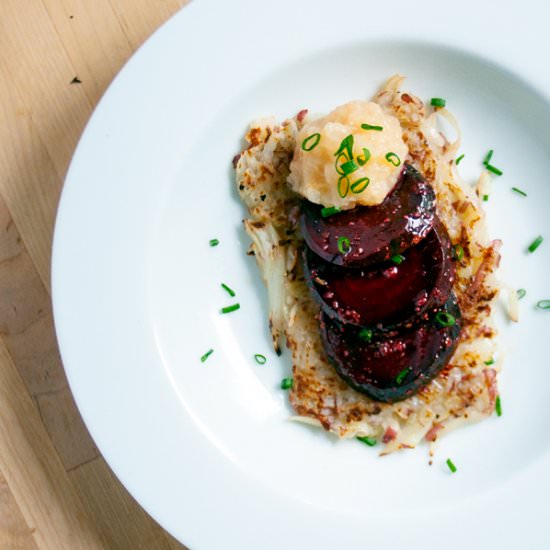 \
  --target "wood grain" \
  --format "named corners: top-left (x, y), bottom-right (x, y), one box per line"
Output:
top-left (0, 1), bottom-right (188, 548)
top-left (0, 340), bottom-right (103, 550)
top-left (0, 470), bottom-right (40, 550)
